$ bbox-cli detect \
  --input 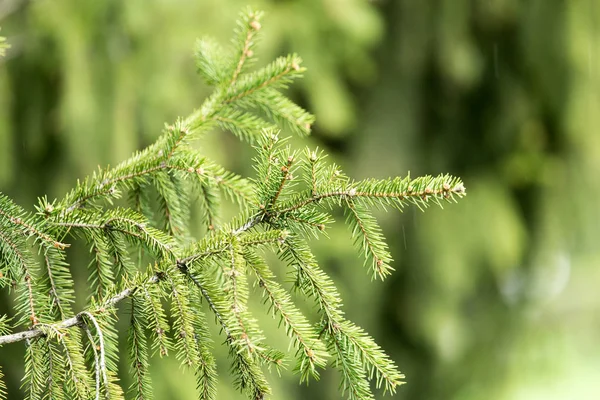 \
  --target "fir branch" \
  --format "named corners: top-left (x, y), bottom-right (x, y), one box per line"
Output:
top-left (88, 235), bottom-right (116, 299)
top-left (181, 259), bottom-right (272, 398)
top-left (219, 237), bottom-right (268, 359)
top-left (153, 170), bottom-right (190, 238)
top-left (0, 228), bottom-right (34, 310)
top-left (181, 264), bottom-right (232, 339)
top-left (214, 107), bottom-right (274, 143)
top-left (203, 161), bottom-right (257, 207)
top-left (198, 182), bottom-right (219, 231)
top-left (269, 155), bottom-right (294, 208)
top-left (41, 248), bottom-right (75, 320)
top-left (54, 208), bottom-right (176, 261)
top-left (286, 211), bottom-right (330, 237)
top-left (279, 238), bottom-right (343, 318)
top-left (178, 227), bottom-right (283, 266)
top-left (195, 37), bottom-right (230, 86)
top-left (44, 335), bottom-right (67, 400)
top-left (326, 331), bottom-right (373, 400)
top-left (238, 88), bottom-right (314, 137)
top-left (227, 342), bottom-right (271, 400)
top-left (334, 320), bottom-right (405, 394)
top-left (305, 148), bottom-right (322, 196)
top-left (278, 237), bottom-right (405, 395)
